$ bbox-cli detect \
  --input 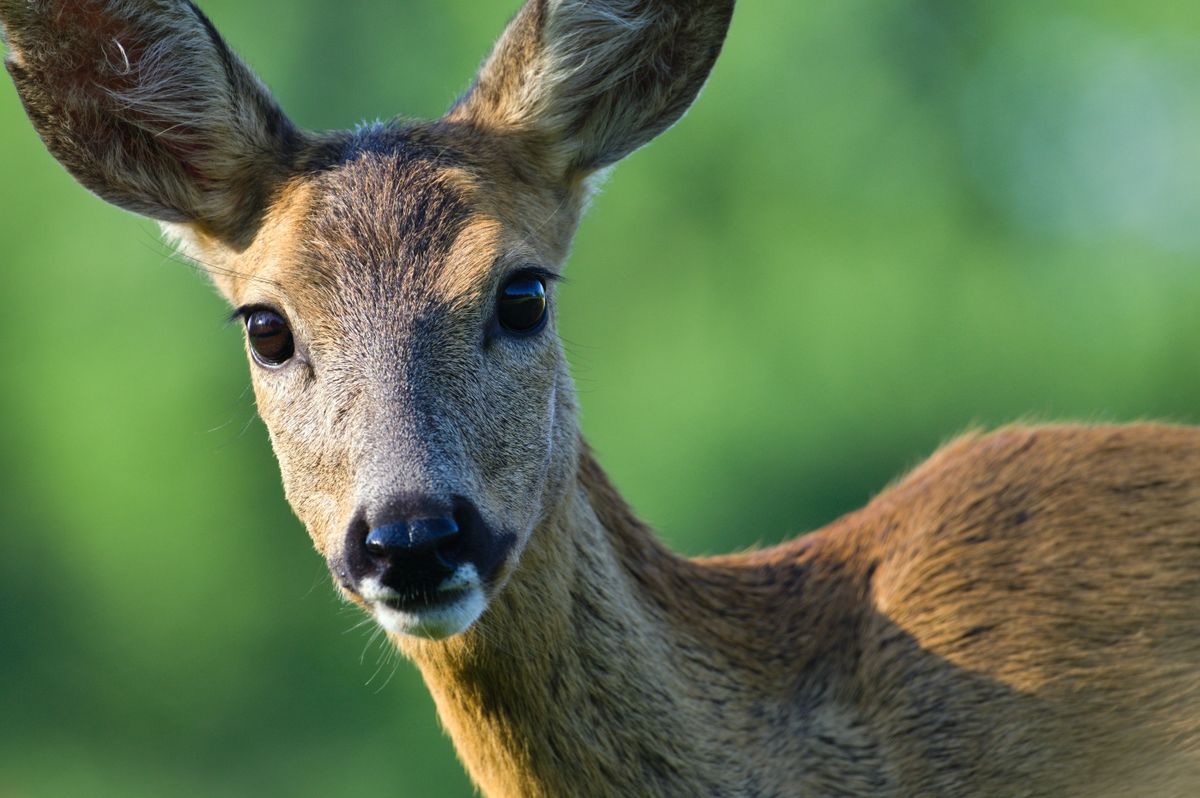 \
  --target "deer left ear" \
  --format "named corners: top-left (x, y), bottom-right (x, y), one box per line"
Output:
top-left (448, 0), bottom-right (734, 180)
top-left (0, 0), bottom-right (302, 250)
